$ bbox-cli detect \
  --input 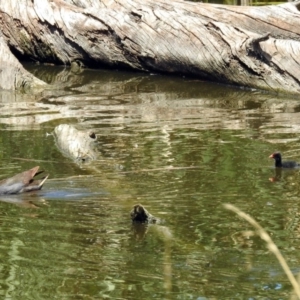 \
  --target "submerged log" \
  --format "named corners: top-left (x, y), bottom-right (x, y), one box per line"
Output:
top-left (1, 0), bottom-right (300, 93)
top-left (54, 124), bottom-right (98, 164)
